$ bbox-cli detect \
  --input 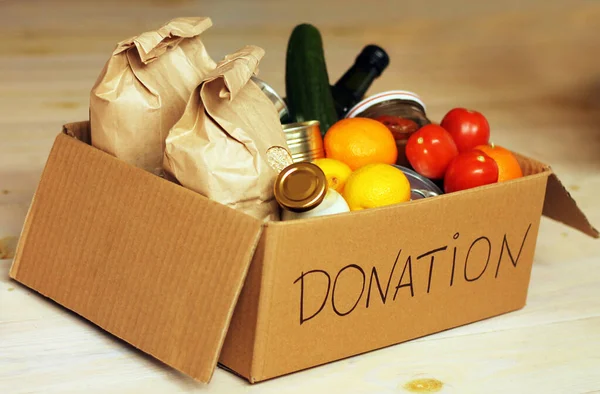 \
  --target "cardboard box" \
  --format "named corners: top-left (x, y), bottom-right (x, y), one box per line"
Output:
top-left (10, 122), bottom-right (598, 384)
